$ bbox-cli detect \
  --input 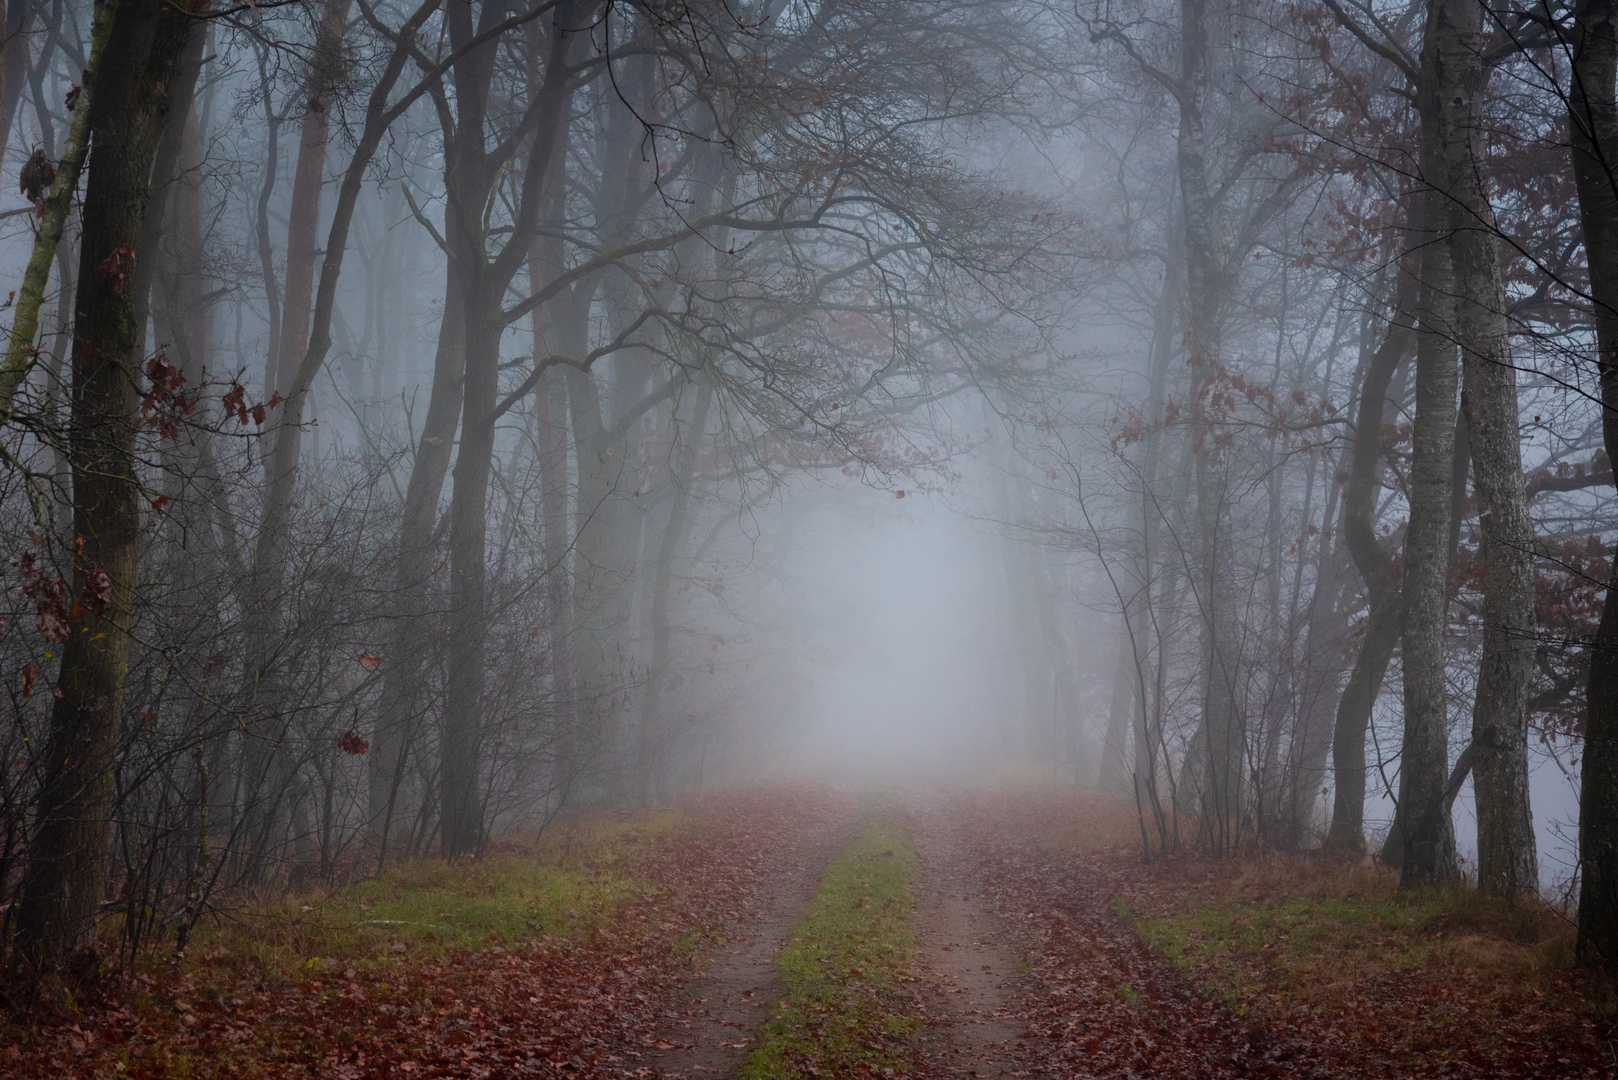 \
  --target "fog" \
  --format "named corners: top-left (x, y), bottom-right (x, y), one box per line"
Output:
top-left (758, 487), bottom-right (1040, 783)
top-left (1, 0), bottom-right (1610, 960)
